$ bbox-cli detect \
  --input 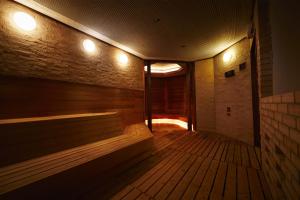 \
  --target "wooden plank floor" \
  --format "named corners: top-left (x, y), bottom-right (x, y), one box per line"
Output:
top-left (82, 129), bottom-right (271, 200)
